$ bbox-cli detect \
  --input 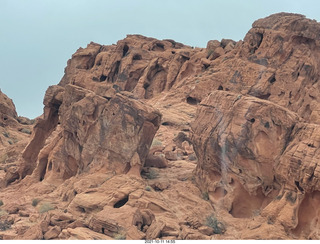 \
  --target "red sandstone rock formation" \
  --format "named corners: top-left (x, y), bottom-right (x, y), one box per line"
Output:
top-left (0, 12), bottom-right (320, 240)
